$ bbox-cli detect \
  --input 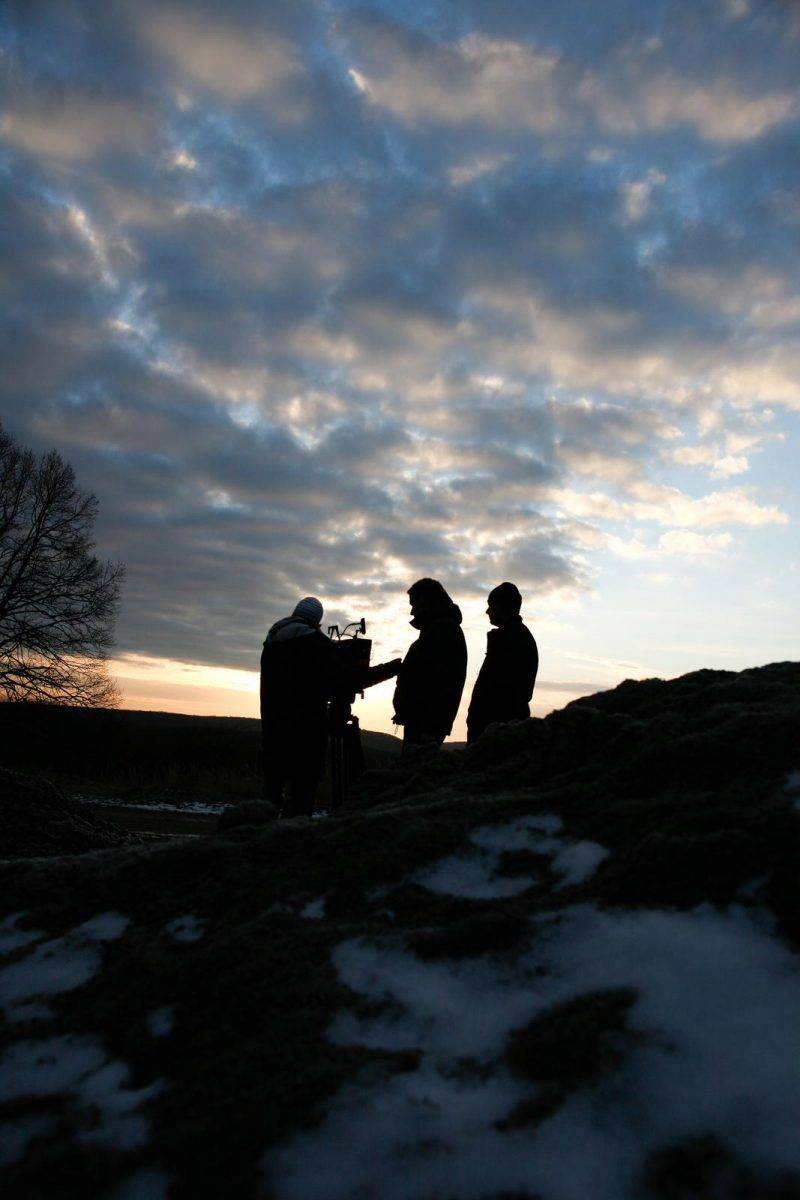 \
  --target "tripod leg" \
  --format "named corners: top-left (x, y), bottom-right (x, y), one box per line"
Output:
top-left (330, 734), bottom-right (343, 810)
